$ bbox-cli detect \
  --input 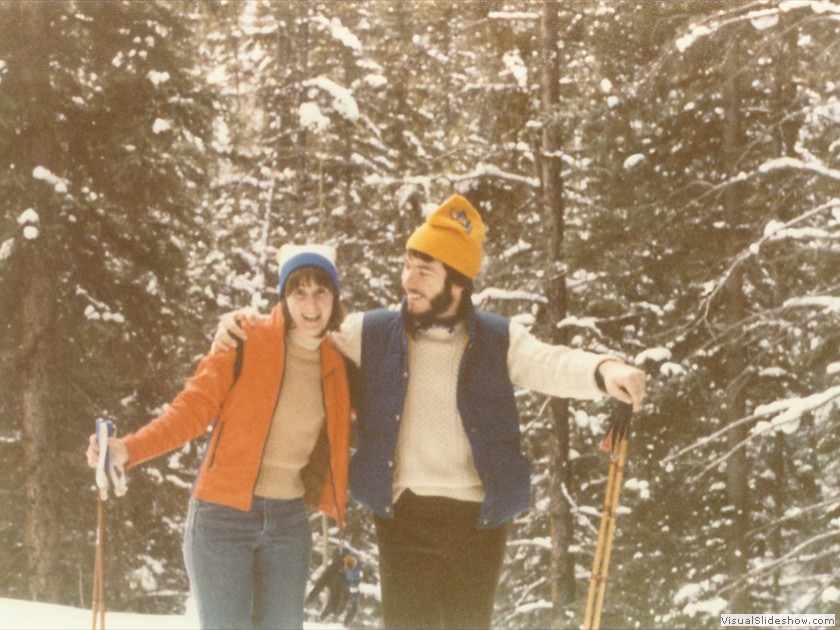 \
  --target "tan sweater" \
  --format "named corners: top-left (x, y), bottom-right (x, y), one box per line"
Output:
top-left (253, 329), bottom-right (326, 500)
